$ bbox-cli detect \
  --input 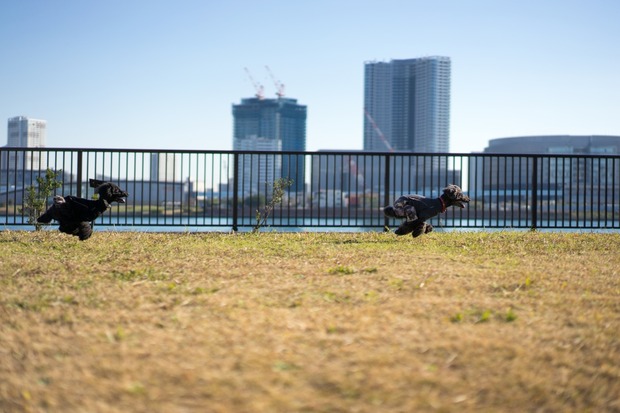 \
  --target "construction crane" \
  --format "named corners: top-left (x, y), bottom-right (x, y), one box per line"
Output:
top-left (363, 108), bottom-right (394, 152)
top-left (244, 67), bottom-right (264, 100)
top-left (265, 65), bottom-right (285, 98)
